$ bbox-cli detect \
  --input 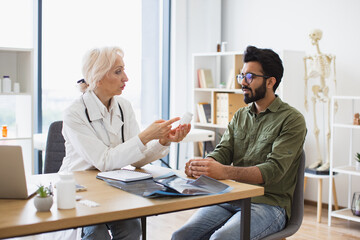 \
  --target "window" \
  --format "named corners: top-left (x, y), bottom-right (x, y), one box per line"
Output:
top-left (40, 0), bottom-right (171, 169)
top-left (42, 0), bottom-right (142, 132)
